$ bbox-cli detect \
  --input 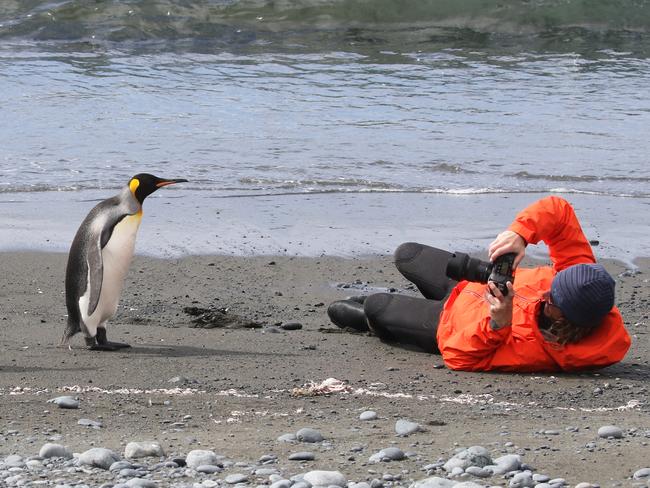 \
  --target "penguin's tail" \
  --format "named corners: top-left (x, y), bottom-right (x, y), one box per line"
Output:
top-left (60, 318), bottom-right (80, 345)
